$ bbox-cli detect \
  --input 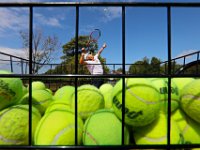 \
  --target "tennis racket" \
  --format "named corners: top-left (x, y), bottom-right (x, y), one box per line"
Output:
top-left (86, 29), bottom-right (101, 53)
